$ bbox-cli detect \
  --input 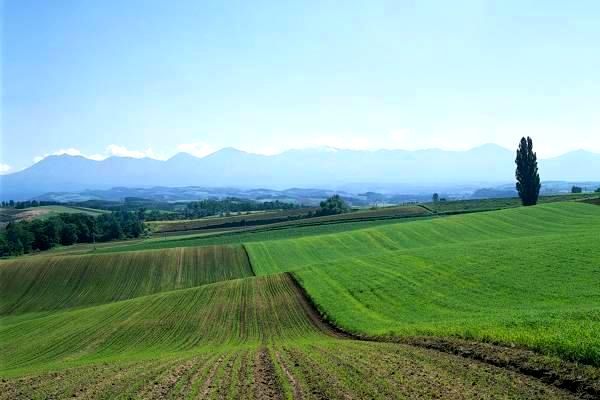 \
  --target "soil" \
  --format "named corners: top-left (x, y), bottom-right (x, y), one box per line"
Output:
top-left (254, 348), bottom-right (283, 400)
